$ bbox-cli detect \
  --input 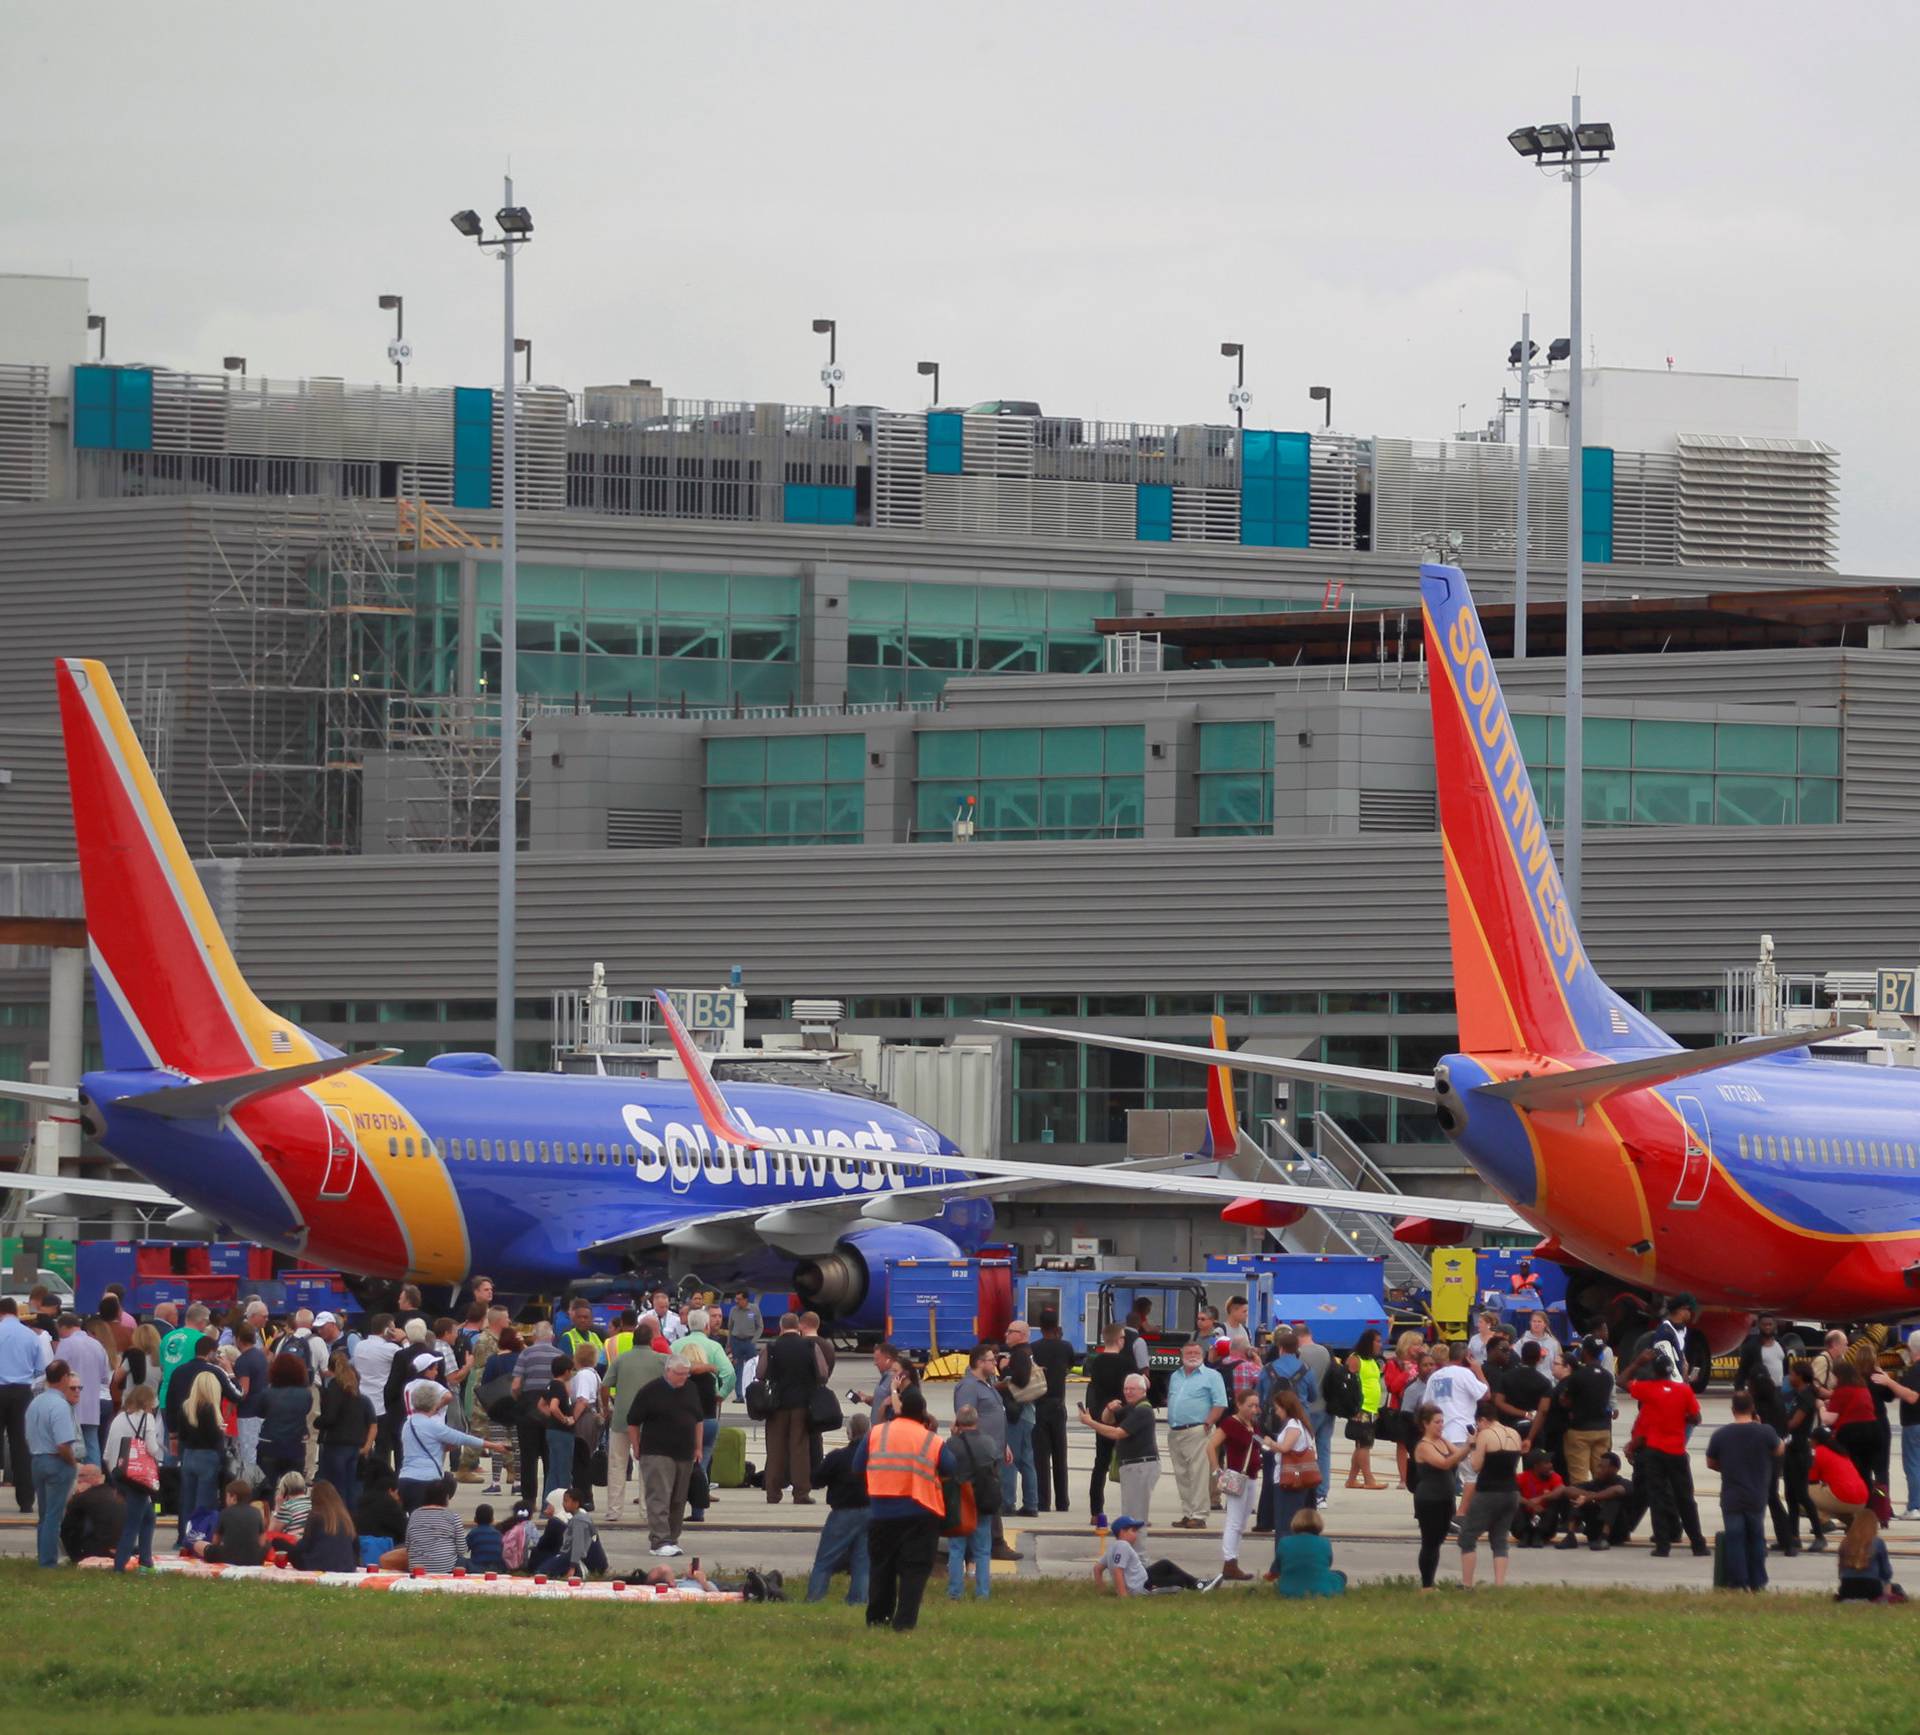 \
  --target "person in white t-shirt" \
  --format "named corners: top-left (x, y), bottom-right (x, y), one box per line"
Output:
top-left (1423, 1343), bottom-right (1491, 1483)
top-left (649, 1291), bottom-right (687, 1344)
